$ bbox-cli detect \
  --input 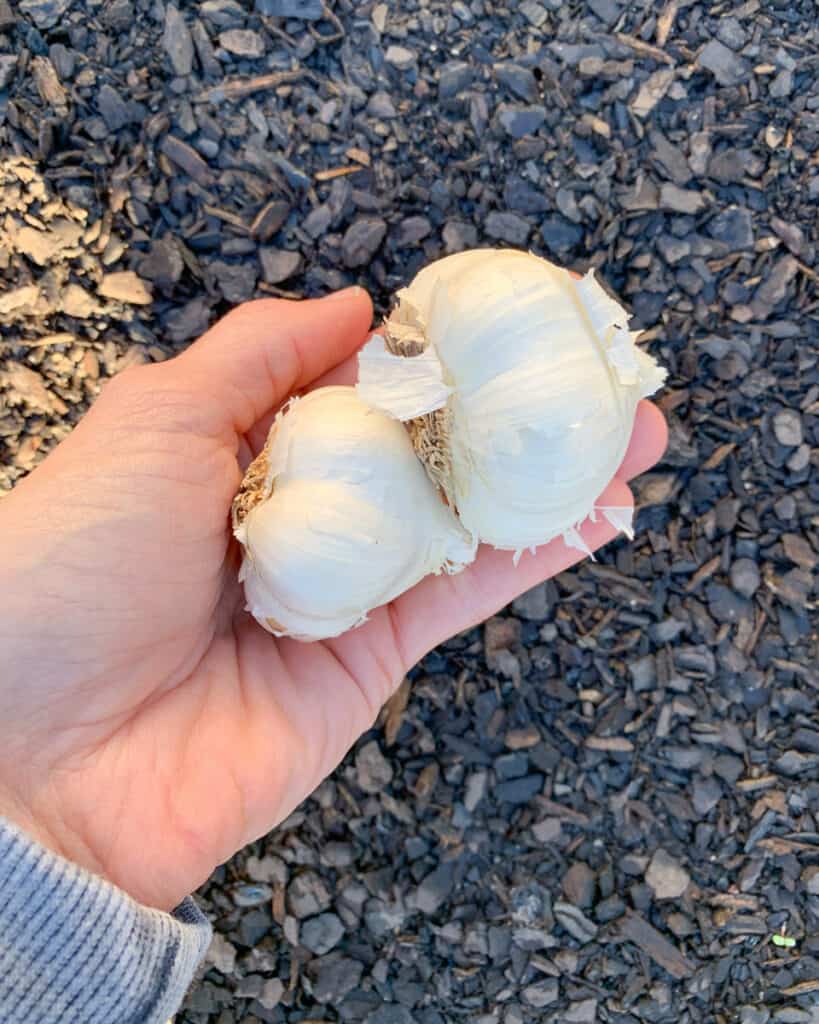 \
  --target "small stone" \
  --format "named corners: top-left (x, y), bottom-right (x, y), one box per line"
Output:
top-left (393, 216), bottom-right (431, 247)
top-left (219, 28), bottom-right (265, 57)
top-left (236, 908), bottom-right (272, 946)
top-left (522, 979), bottom-right (559, 1008)
top-left (731, 558), bottom-right (760, 598)
top-left (138, 239), bottom-right (184, 290)
top-left (707, 582), bottom-right (751, 624)
top-left (484, 211), bottom-right (531, 246)
top-left (532, 818), bottom-right (562, 843)
top-left (367, 91), bottom-right (397, 118)
top-left (698, 39), bottom-right (750, 87)
top-left (416, 862), bottom-right (455, 914)
top-left (301, 912), bottom-right (345, 955)
top-left (288, 871), bottom-right (331, 918)
top-left (496, 774), bottom-right (543, 804)
top-left (245, 854), bottom-right (287, 884)
top-left (495, 752), bottom-right (528, 780)
top-left (770, 68), bottom-right (793, 99)
top-left (519, 1), bottom-right (548, 27)
top-left (802, 865), bottom-right (819, 896)
top-left (163, 5), bottom-right (194, 76)
top-left (562, 863), bottom-right (596, 909)
top-left (200, 0), bottom-right (247, 27)
top-left (232, 882), bottom-right (273, 907)
top-left (205, 932), bottom-right (237, 975)
top-left (645, 849), bottom-right (690, 900)
top-left (355, 739), bottom-right (393, 793)
top-left (260, 248), bottom-right (302, 284)
top-left (564, 1000), bottom-right (598, 1023)
top-left (273, 155), bottom-right (310, 191)
top-left (0, 54), bottom-right (17, 89)
top-left (166, 297), bottom-right (211, 344)
top-left (19, 0), bottom-right (71, 29)
top-left (510, 883), bottom-right (553, 929)
top-left (207, 261), bottom-right (257, 304)
top-left (497, 104), bottom-right (546, 139)
top-left (442, 220), bottom-right (478, 253)
top-left (540, 215), bottom-right (583, 255)
top-left (0, 0), bottom-right (16, 28)
top-left (97, 84), bottom-right (134, 131)
top-left (503, 175), bottom-right (549, 215)
top-left (495, 63), bottom-right (538, 102)
top-left (588, 0), bottom-right (620, 26)
top-left (256, 0), bottom-right (323, 17)
top-left (692, 777), bottom-right (722, 816)
top-left (660, 184), bottom-right (705, 215)
top-left (752, 255), bottom-right (798, 316)
top-left (342, 218), bottom-right (387, 267)
top-left (259, 979), bottom-right (284, 1010)
top-left (770, 217), bottom-right (805, 258)
top-left (782, 535), bottom-right (817, 569)
top-left (656, 235), bottom-right (692, 264)
top-left (595, 894), bottom-right (626, 923)
top-left (553, 902), bottom-right (598, 943)
top-left (772, 408), bottom-right (803, 447)
top-left (312, 955), bottom-right (365, 1003)
top-left (464, 770), bottom-right (488, 812)
top-left (717, 17), bottom-right (747, 49)
top-left (438, 61), bottom-right (473, 100)
top-left (385, 45), bottom-right (417, 71)
top-left (739, 1009), bottom-right (770, 1024)
top-left (368, 1006), bottom-right (417, 1024)
top-left (708, 206), bottom-right (754, 250)
top-left (98, 272), bottom-right (152, 305)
